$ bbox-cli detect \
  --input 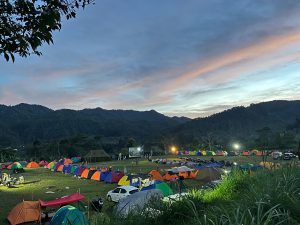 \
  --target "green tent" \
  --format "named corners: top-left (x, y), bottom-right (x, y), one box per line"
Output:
top-left (71, 165), bottom-right (78, 174)
top-left (11, 162), bottom-right (23, 170)
top-left (19, 161), bottom-right (27, 167)
top-left (156, 182), bottom-right (173, 197)
top-left (50, 205), bottom-right (89, 225)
